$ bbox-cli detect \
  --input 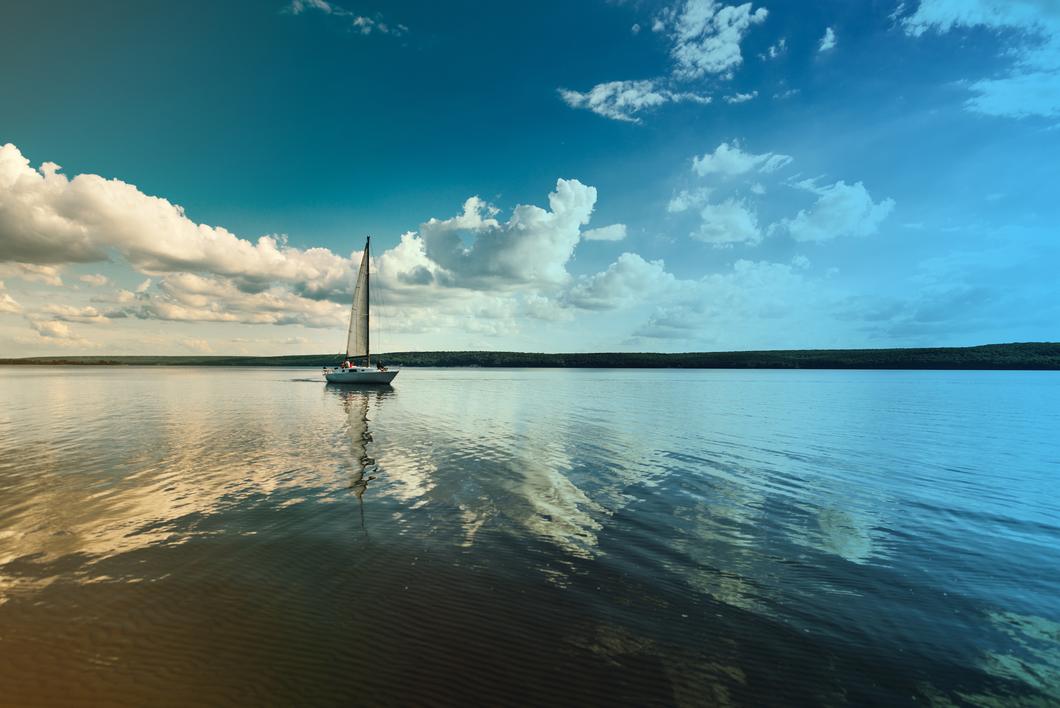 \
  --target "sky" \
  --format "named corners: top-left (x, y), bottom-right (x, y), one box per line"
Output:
top-left (1, 0), bottom-right (1057, 356)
